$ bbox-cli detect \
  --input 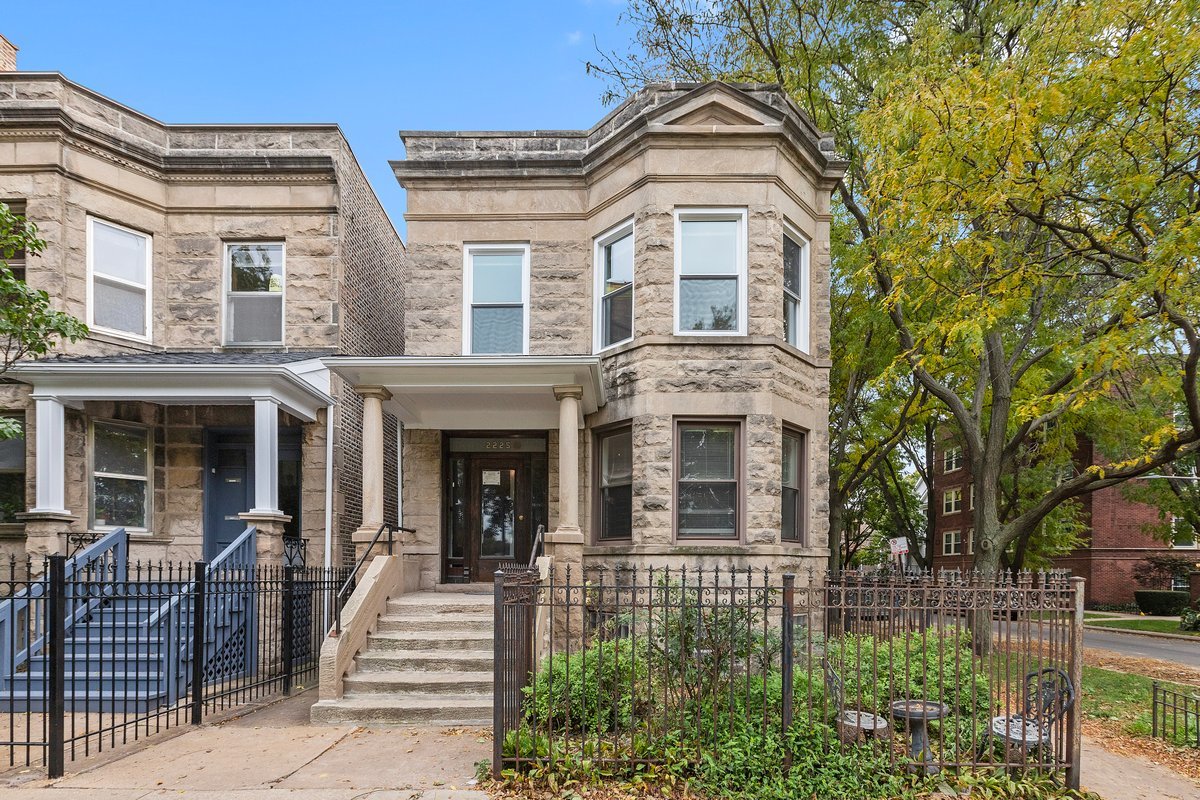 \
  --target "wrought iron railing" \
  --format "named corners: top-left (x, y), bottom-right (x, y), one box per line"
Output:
top-left (1152, 681), bottom-right (1200, 748)
top-left (331, 523), bottom-right (415, 636)
top-left (493, 566), bottom-right (1085, 789)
